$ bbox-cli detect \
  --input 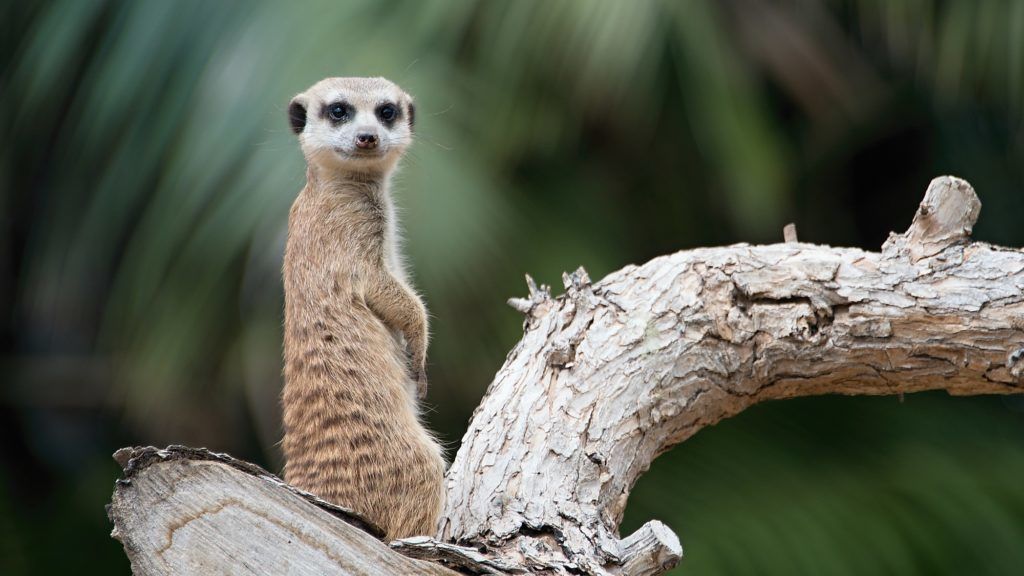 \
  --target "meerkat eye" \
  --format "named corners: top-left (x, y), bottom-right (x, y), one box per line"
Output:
top-left (377, 103), bottom-right (397, 123)
top-left (328, 103), bottom-right (348, 121)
